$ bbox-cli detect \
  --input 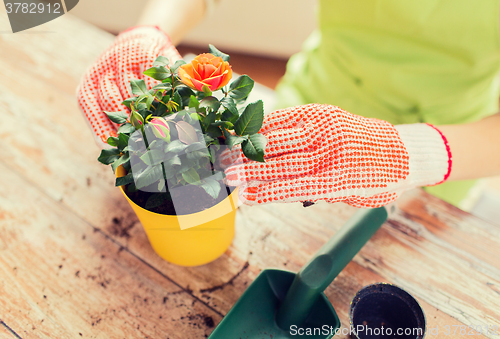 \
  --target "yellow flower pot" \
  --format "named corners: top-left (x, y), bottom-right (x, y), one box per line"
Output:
top-left (116, 166), bottom-right (238, 266)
